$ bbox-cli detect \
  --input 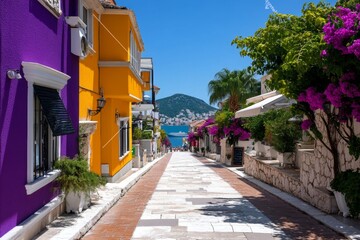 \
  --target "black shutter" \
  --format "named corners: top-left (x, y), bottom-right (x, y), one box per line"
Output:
top-left (33, 85), bottom-right (75, 136)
